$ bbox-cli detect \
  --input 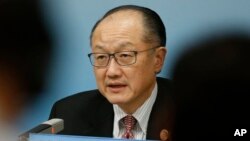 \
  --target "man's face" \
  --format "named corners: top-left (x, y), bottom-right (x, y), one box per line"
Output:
top-left (91, 11), bottom-right (166, 113)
